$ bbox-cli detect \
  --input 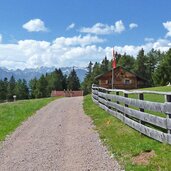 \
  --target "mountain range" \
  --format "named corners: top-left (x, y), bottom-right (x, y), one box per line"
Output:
top-left (0, 67), bottom-right (87, 83)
